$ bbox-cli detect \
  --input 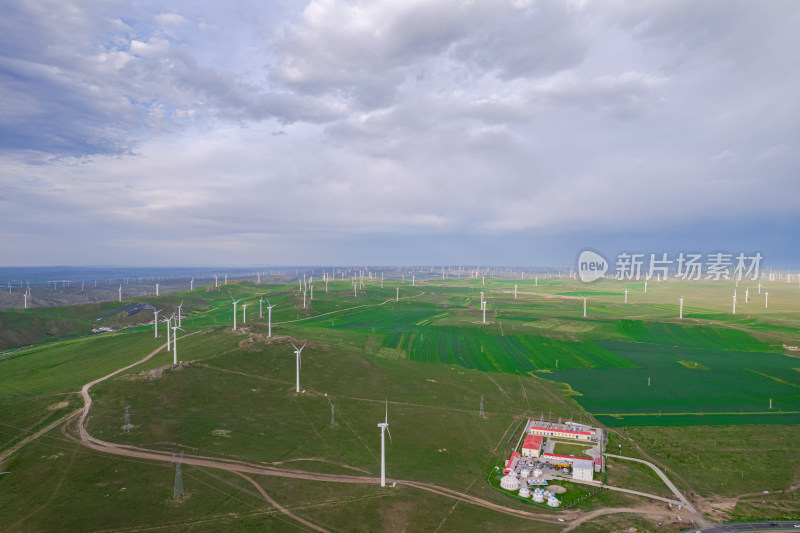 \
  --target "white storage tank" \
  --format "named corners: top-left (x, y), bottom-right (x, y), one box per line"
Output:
top-left (500, 475), bottom-right (520, 491)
